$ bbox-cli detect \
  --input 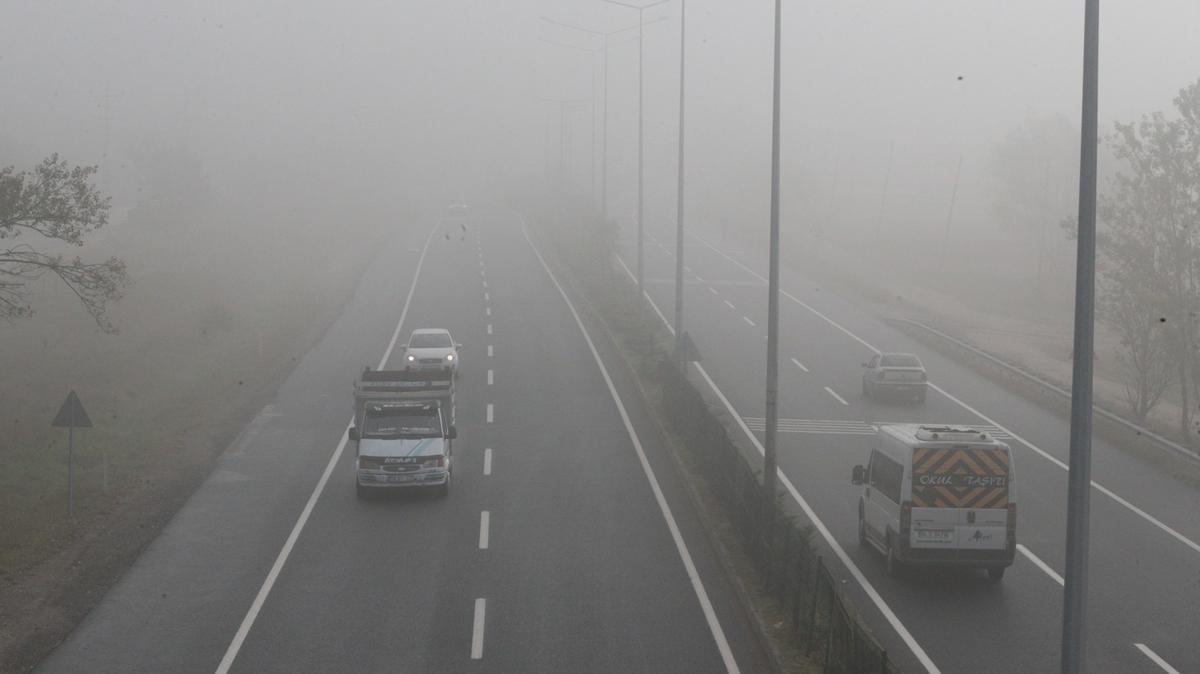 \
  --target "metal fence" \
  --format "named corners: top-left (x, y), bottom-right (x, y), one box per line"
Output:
top-left (659, 359), bottom-right (899, 674)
